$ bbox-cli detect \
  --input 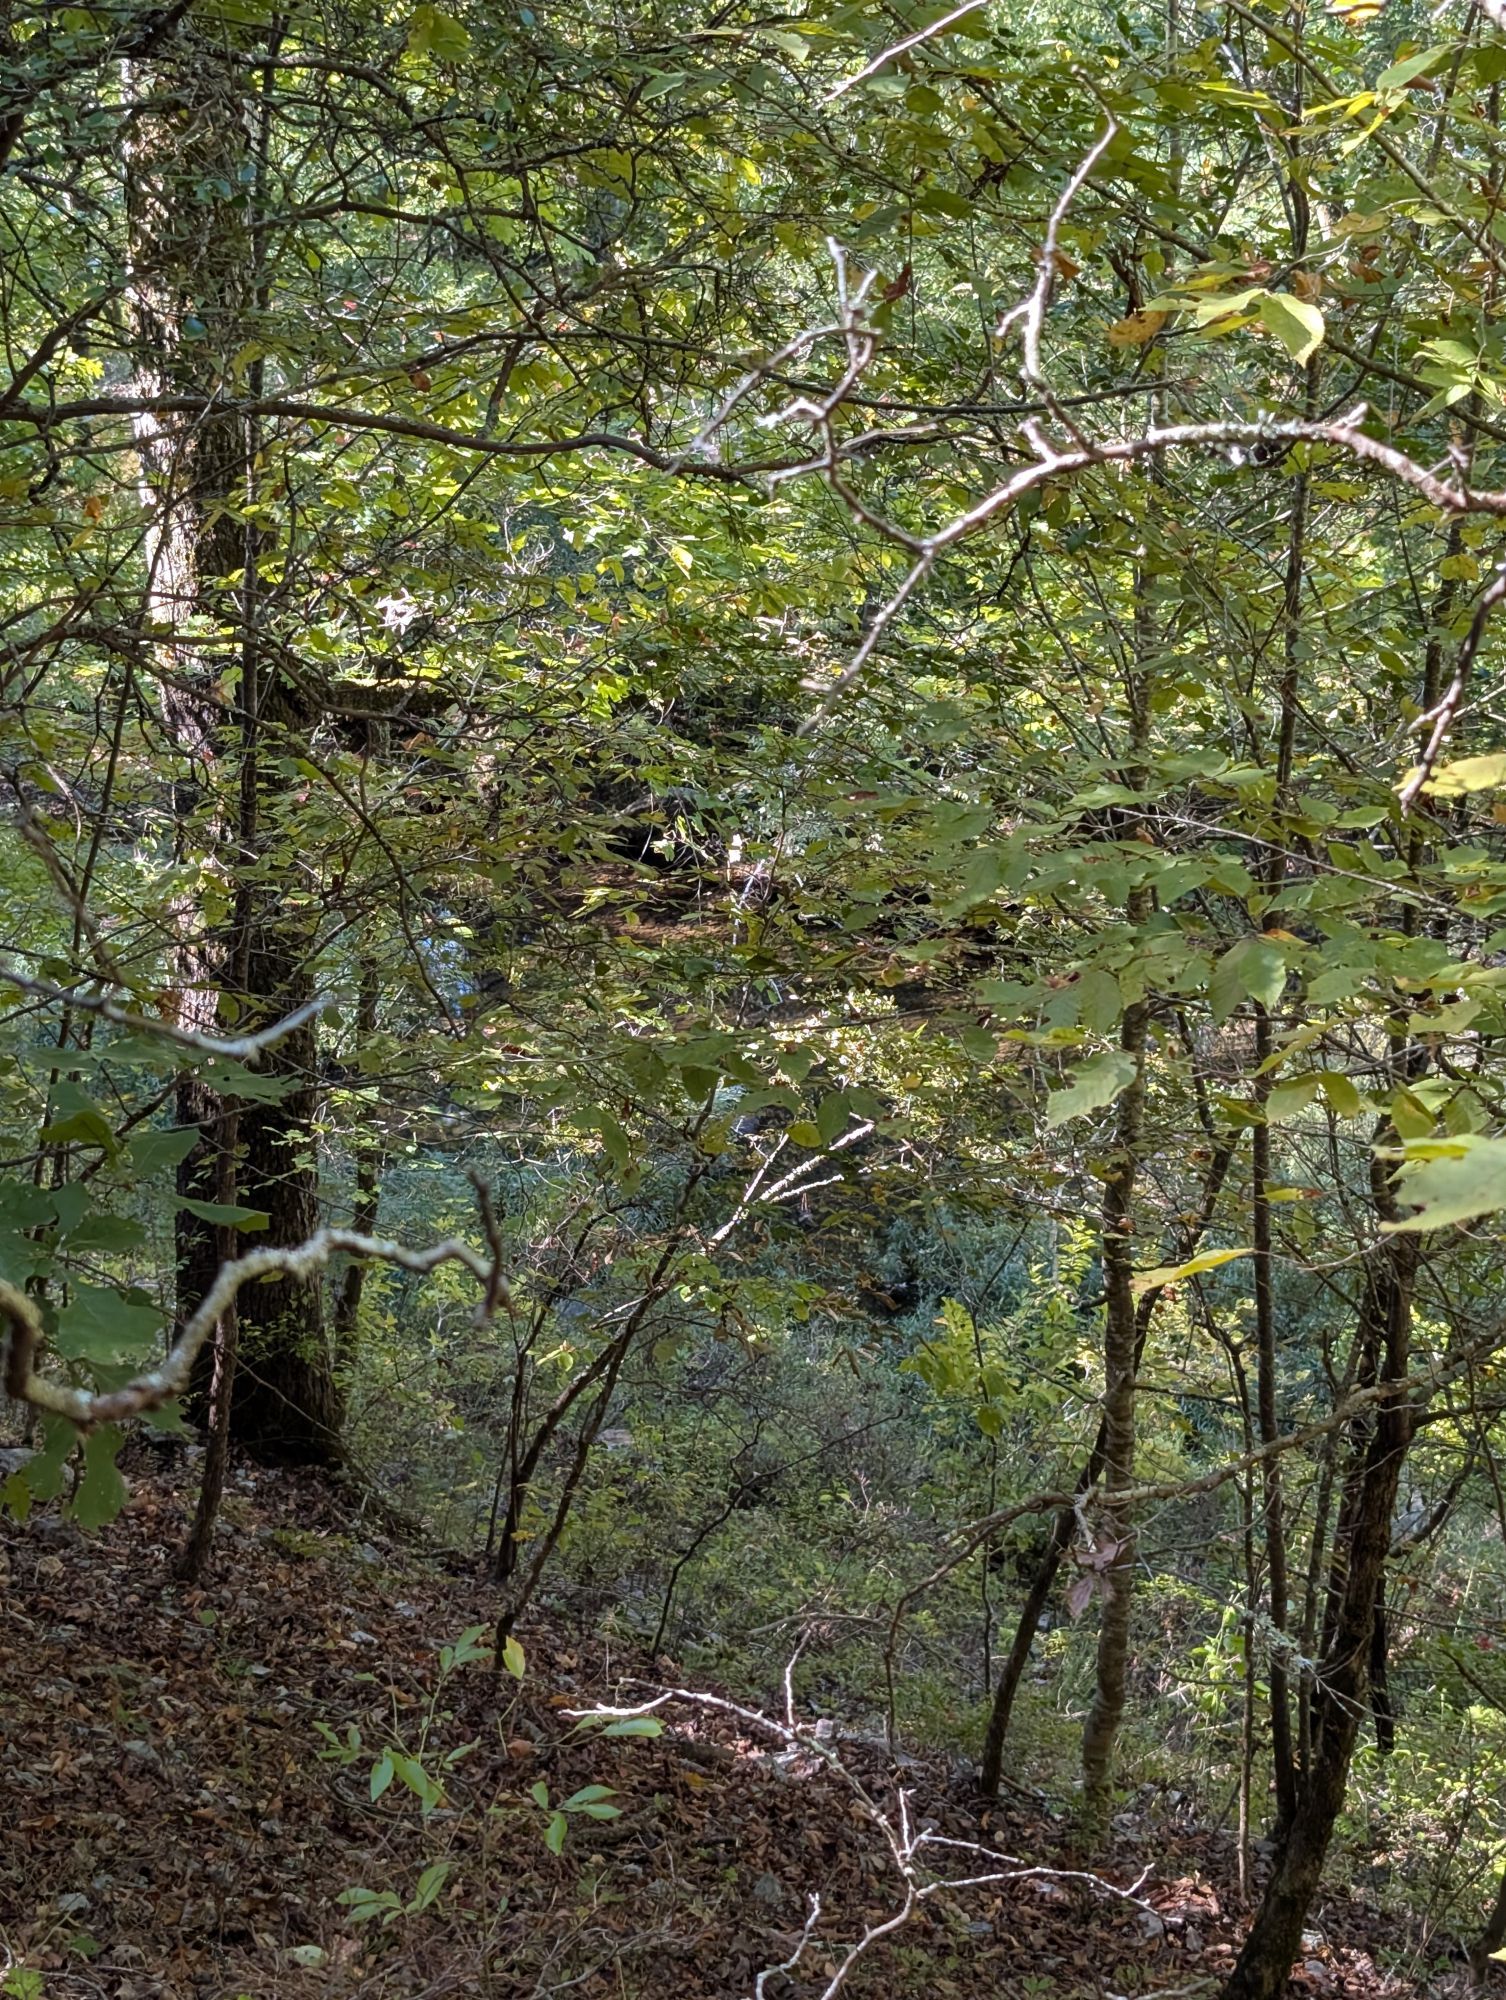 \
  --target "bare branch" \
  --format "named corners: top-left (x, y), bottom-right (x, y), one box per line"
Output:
top-left (0, 963), bottom-right (332, 1065)
top-left (824, 0), bottom-right (988, 102)
top-left (1, 1227), bottom-right (503, 1427)
top-left (1398, 561), bottom-right (1506, 808)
